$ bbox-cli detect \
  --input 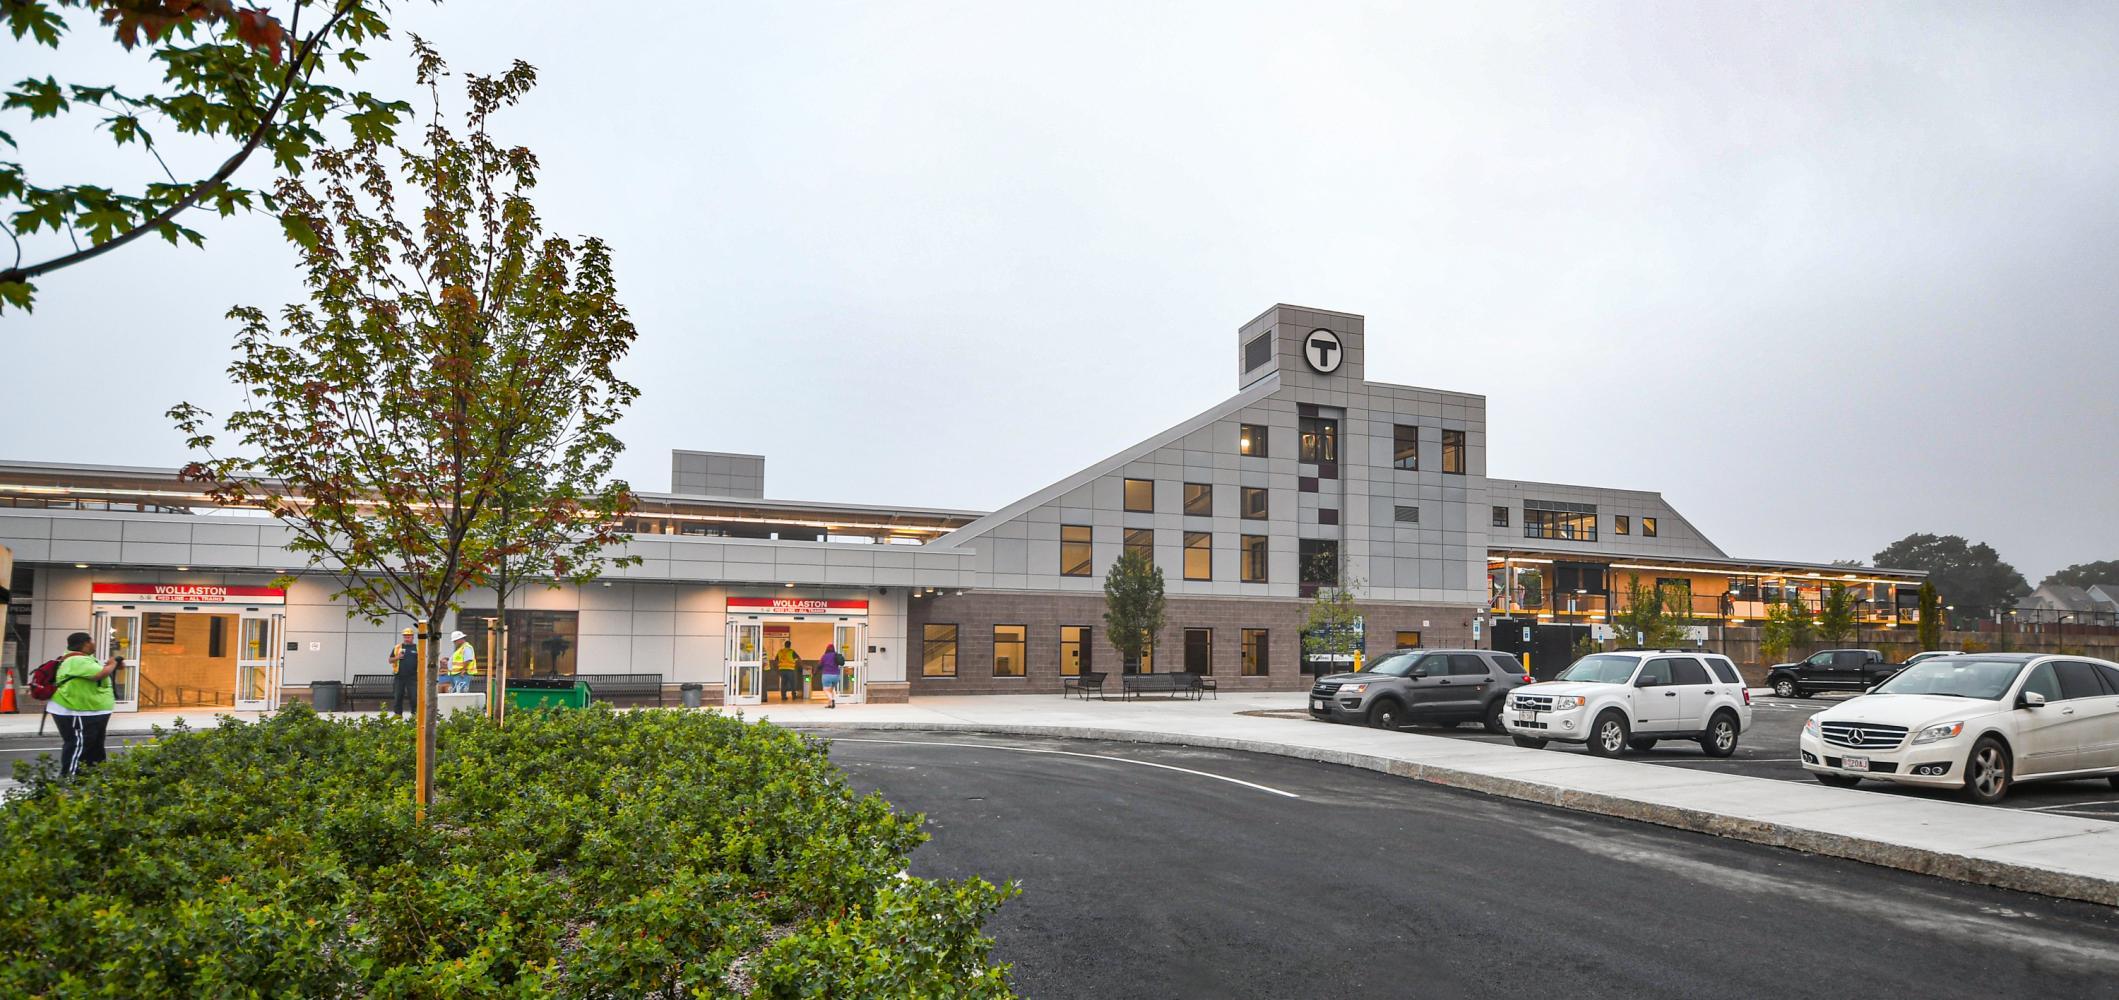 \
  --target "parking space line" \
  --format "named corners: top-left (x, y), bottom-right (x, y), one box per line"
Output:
top-left (831, 737), bottom-right (1303, 799)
